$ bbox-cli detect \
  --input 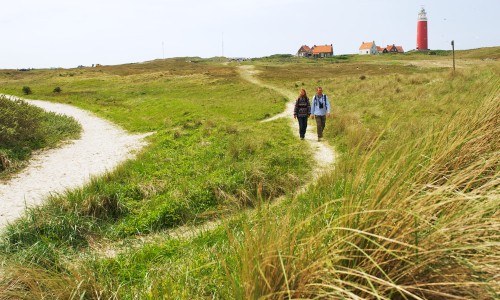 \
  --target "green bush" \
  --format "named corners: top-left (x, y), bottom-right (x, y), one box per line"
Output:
top-left (0, 149), bottom-right (11, 171)
top-left (22, 86), bottom-right (32, 95)
top-left (0, 96), bottom-right (44, 149)
top-left (53, 87), bottom-right (62, 93)
top-left (0, 95), bottom-right (81, 174)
